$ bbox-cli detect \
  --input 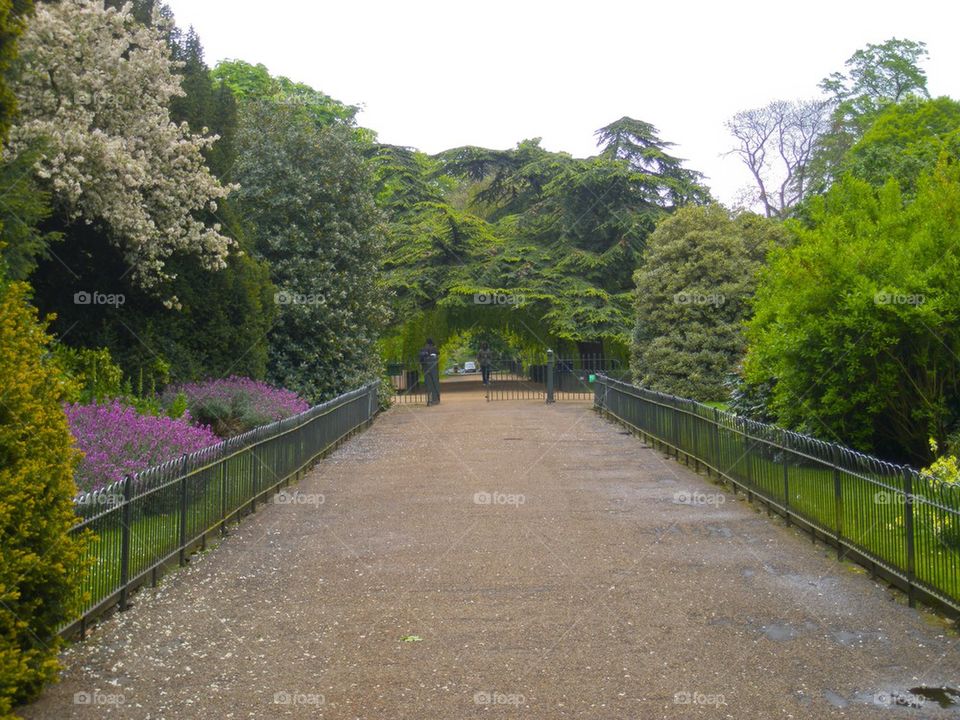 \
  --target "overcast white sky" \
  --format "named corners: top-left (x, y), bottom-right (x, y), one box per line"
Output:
top-left (164, 0), bottom-right (960, 206)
